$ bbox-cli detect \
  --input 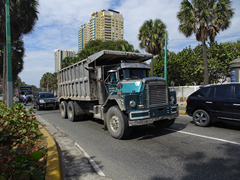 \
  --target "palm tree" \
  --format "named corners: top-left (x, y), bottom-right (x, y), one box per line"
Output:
top-left (138, 19), bottom-right (167, 77)
top-left (177, 0), bottom-right (234, 85)
top-left (0, 0), bottom-right (39, 101)
top-left (117, 41), bottom-right (140, 53)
